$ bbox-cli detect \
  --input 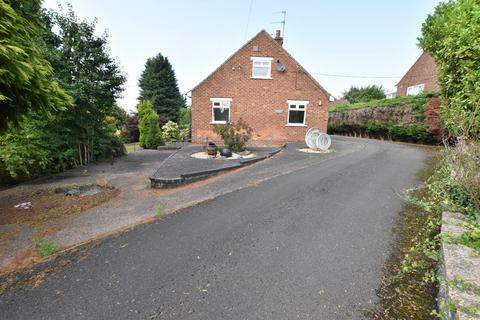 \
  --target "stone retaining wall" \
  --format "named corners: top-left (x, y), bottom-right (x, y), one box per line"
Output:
top-left (438, 211), bottom-right (480, 319)
top-left (328, 97), bottom-right (443, 141)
